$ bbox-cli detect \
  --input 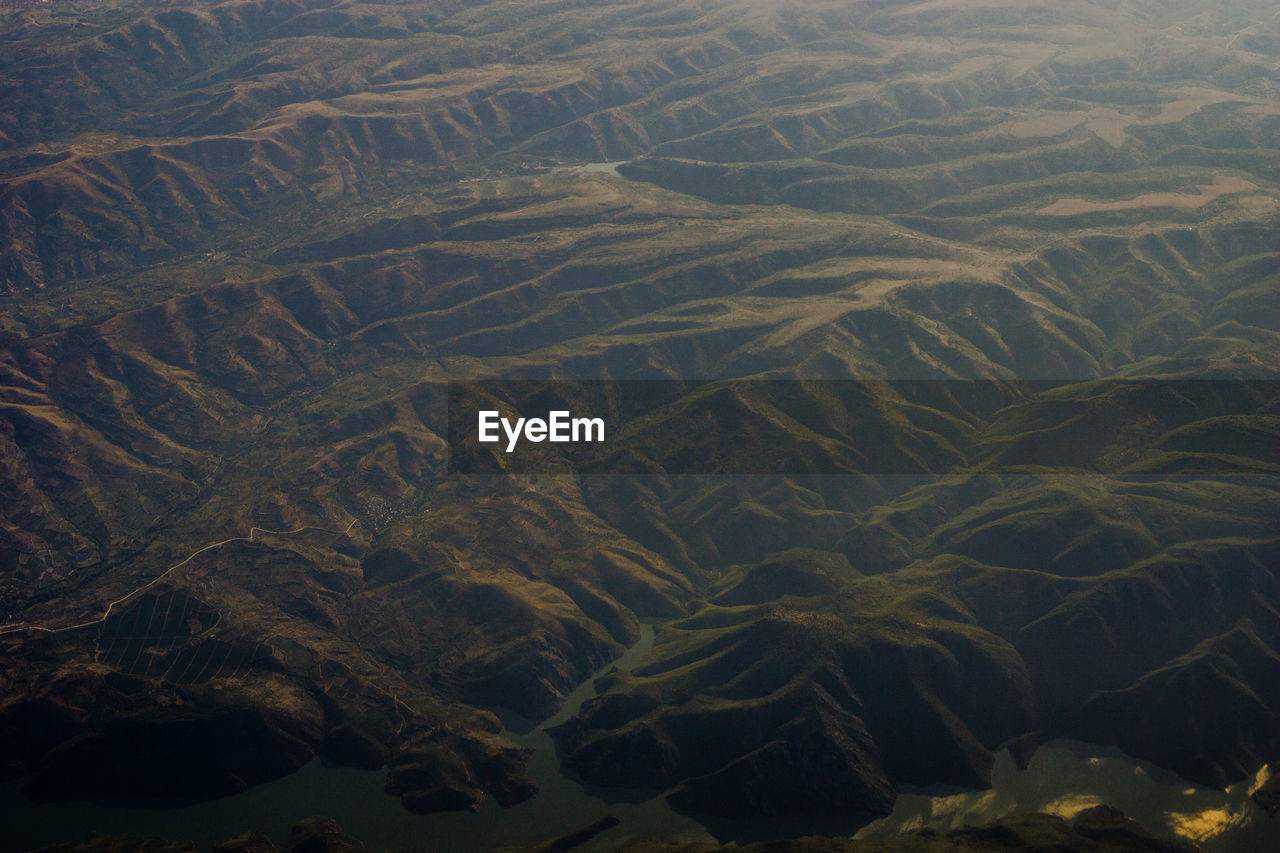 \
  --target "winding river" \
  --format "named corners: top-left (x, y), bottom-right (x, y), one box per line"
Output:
top-left (1, 622), bottom-right (1273, 851)
top-left (0, 624), bottom-right (713, 853)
